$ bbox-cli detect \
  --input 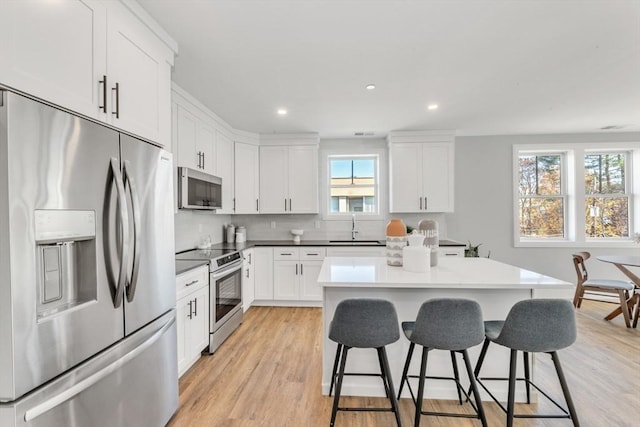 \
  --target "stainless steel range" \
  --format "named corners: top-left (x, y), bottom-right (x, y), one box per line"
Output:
top-left (176, 248), bottom-right (243, 354)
